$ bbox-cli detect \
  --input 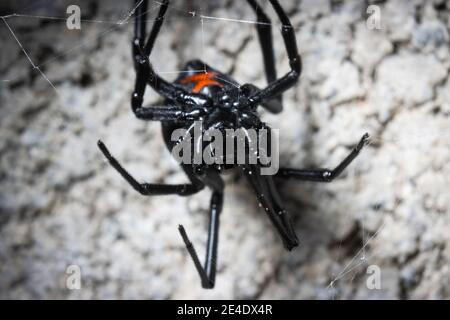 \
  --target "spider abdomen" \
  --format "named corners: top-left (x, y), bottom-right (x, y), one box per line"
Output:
top-left (174, 60), bottom-right (240, 100)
